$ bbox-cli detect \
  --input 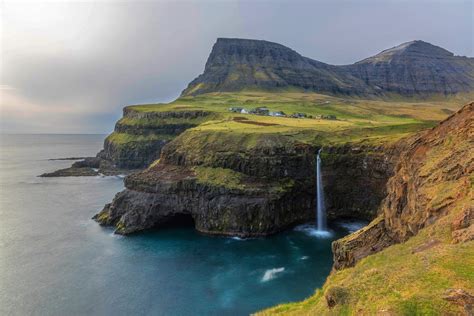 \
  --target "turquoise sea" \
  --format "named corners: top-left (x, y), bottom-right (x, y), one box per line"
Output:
top-left (0, 134), bottom-right (364, 315)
